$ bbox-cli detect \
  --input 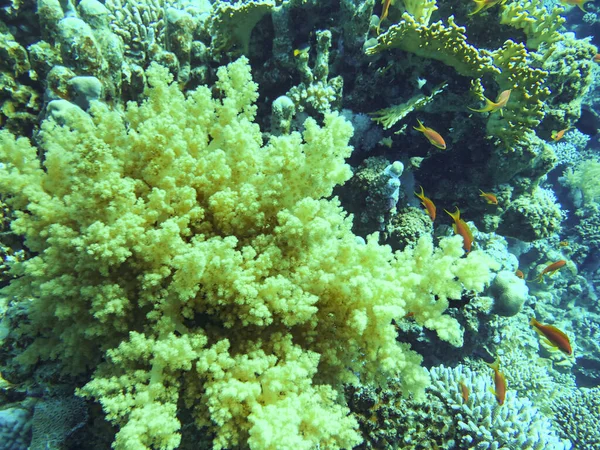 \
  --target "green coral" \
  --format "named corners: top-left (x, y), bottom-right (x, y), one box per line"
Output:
top-left (366, 14), bottom-right (550, 149)
top-left (487, 40), bottom-right (550, 148)
top-left (0, 57), bottom-right (496, 449)
top-left (563, 159), bottom-right (600, 205)
top-left (500, 0), bottom-right (566, 50)
top-left (209, 0), bottom-right (275, 54)
top-left (366, 13), bottom-right (499, 78)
